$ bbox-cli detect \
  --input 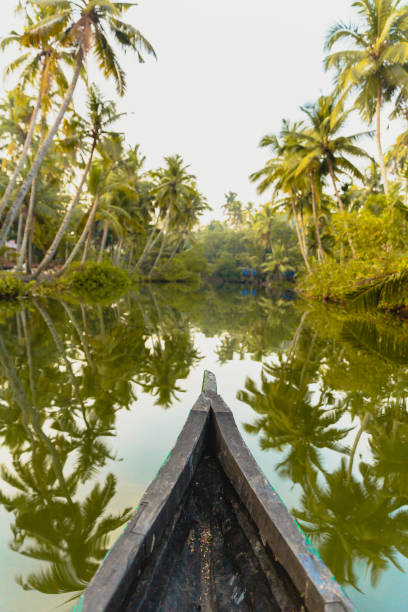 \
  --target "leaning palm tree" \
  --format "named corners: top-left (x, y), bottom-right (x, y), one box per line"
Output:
top-left (0, 3), bottom-right (74, 219)
top-left (33, 85), bottom-right (124, 277)
top-left (0, 0), bottom-right (156, 249)
top-left (136, 155), bottom-right (196, 274)
top-left (325, 0), bottom-right (408, 194)
top-left (59, 134), bottom-right (125, 273)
